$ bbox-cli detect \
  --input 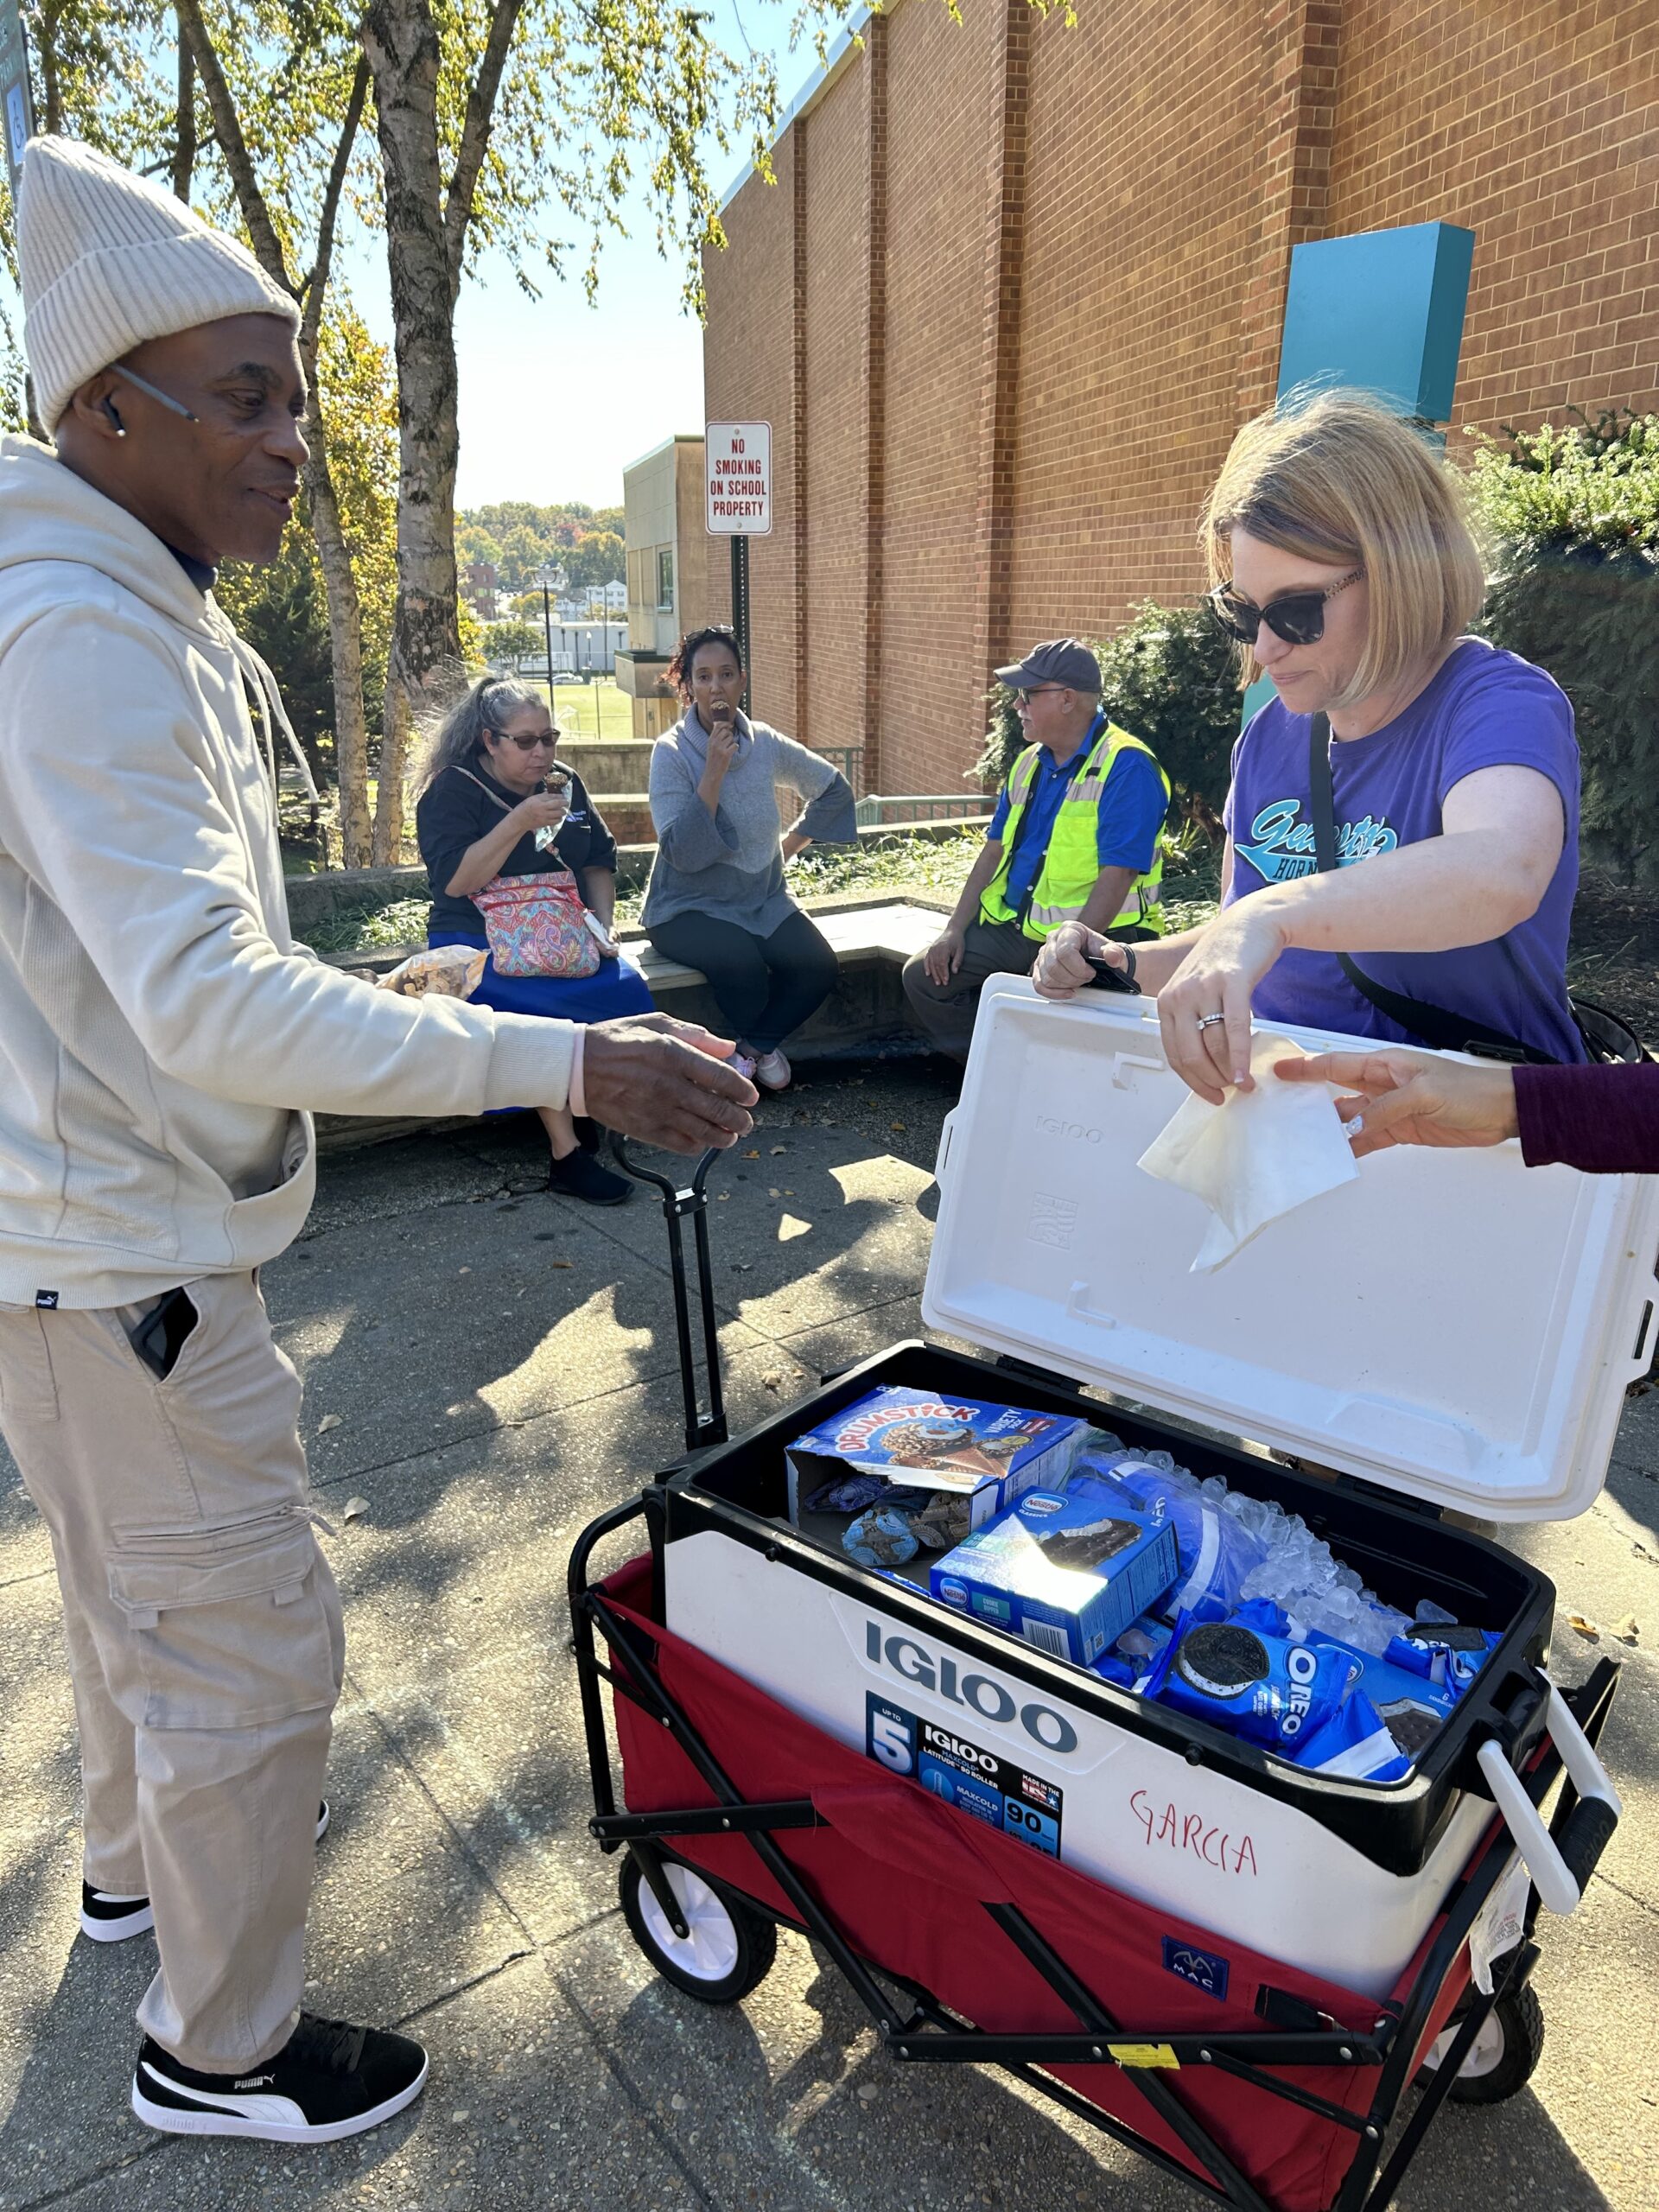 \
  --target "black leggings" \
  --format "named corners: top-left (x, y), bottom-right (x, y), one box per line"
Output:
top-left (646, 908), bottom-right (839, 1055)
